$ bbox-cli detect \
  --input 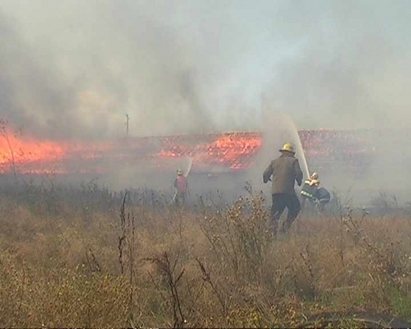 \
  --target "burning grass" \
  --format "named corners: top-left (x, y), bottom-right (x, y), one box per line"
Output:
top-left (0, 122), bottom-right (374, 176)
top-left (0, 182), bottom-right (411, 327)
